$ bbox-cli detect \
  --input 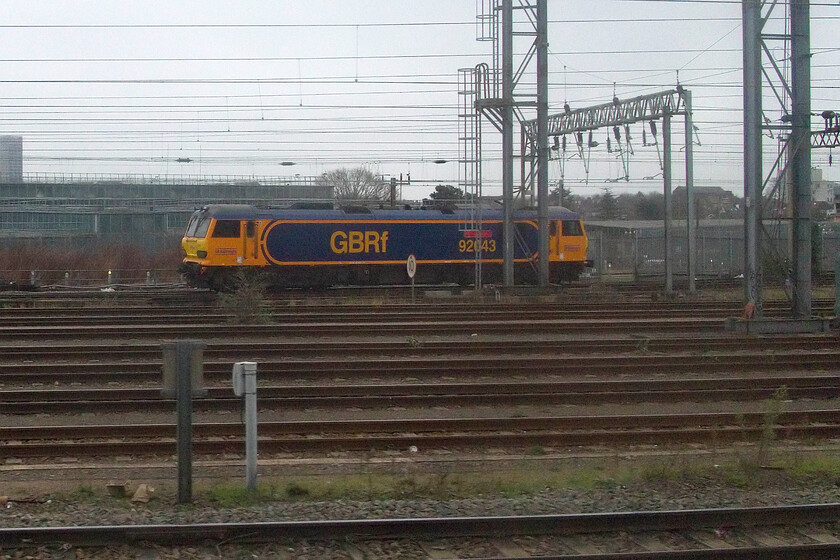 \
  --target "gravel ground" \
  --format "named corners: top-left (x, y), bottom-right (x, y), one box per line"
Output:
top-left (3, 457), bottom-right (840, 559)
top-left (5, 471), bottom-right (840, 527)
